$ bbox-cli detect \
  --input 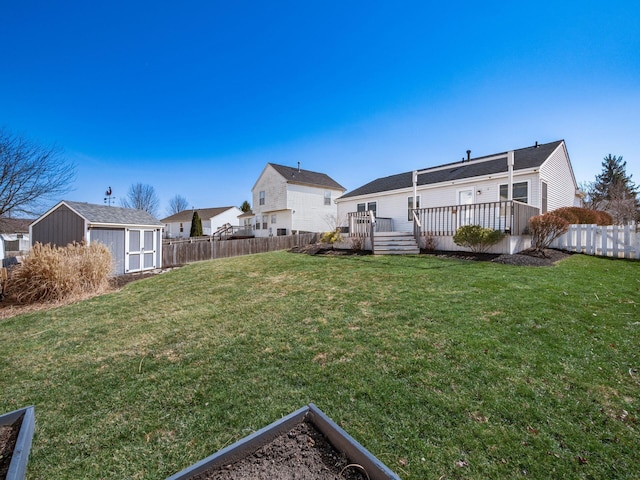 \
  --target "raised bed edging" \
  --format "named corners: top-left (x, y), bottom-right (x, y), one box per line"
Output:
top-left (1, 406), bottom-right (35, 480)
top-left (166, 403), bottom-right (400, 480)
